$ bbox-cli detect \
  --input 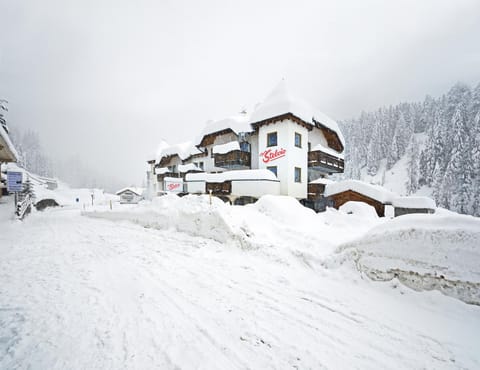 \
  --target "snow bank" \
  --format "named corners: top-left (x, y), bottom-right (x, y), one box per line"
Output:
top-left (339, 212), bottom-right (480, 305)
top-left (84, 194), bottom-right (377, 268)
top-left (212, 141), bottom-right (240, 154)
top-left (339, 201), bottom-right (378, 220)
